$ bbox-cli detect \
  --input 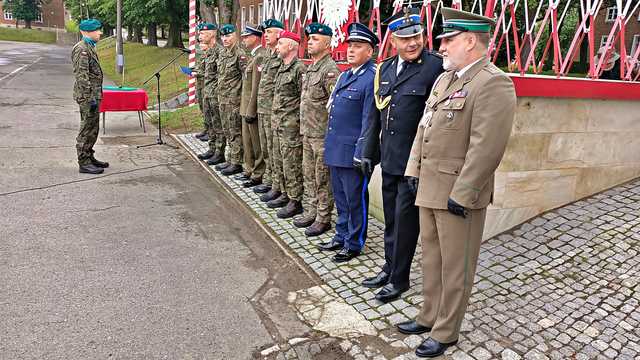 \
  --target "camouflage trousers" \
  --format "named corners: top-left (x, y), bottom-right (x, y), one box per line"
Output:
top-left (242, 117), bottom-right (264, 180)
top-left (76, 101), bottom-right (101, 166)
top-left (257, 113), bottom-right (272, 185)
top-left (205, 97), bottom-right (225, 155)
top-left (274, 126), bottom-right (303, 201)
top-left (196, 79), bottom-right (204, 115)
top-left (220, 103), bottom-right (243, 165)
top-left (302, 136), bottom-right (334, 223)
